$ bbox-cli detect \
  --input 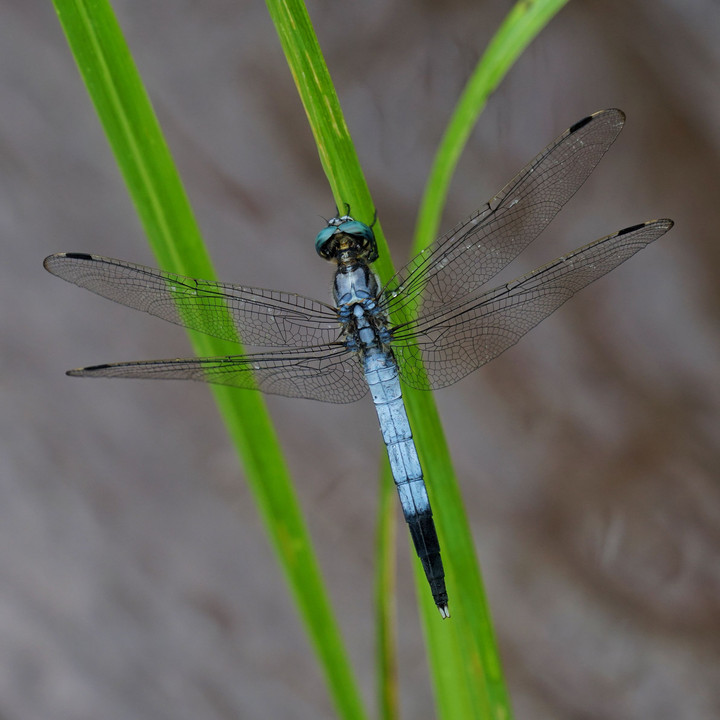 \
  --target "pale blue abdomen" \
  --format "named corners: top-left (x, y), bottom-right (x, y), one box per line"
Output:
top-left (363, 348), bottom-right (448, 614)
